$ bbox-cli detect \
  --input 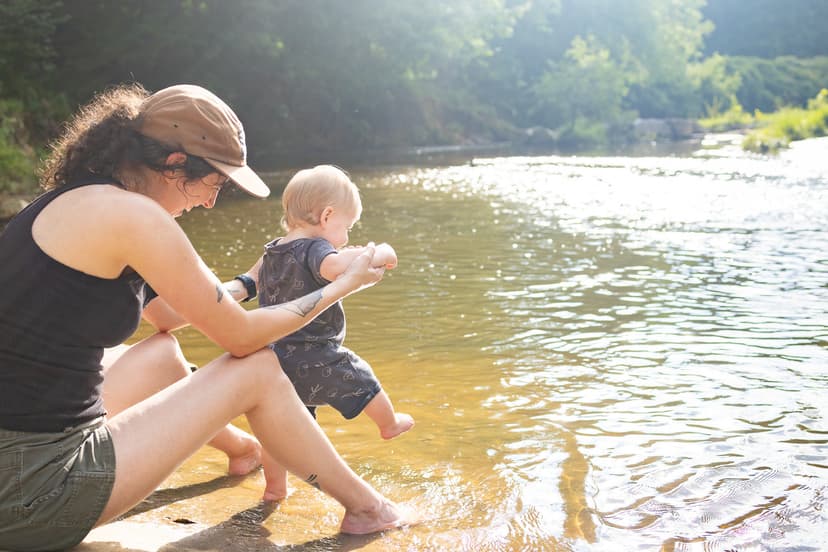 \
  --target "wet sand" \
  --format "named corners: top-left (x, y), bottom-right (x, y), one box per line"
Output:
top-left (68, 447), bottom-right (385, 552)
top-left (74, 520), bottom-right (204, 552)
top-left (64, 434), bottom-right (416, 552)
